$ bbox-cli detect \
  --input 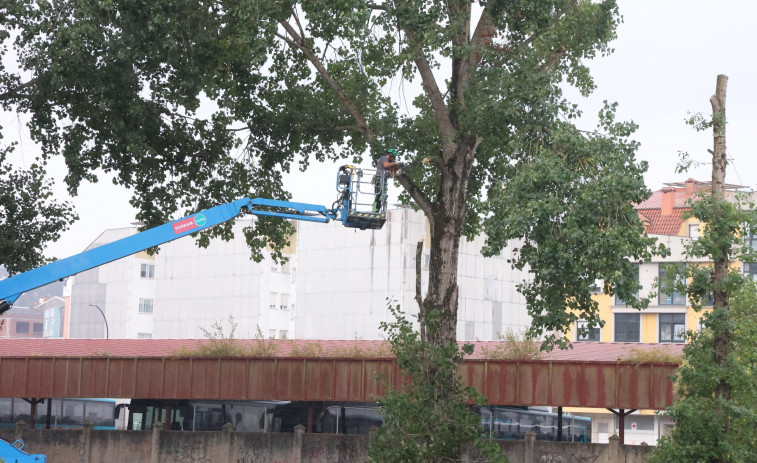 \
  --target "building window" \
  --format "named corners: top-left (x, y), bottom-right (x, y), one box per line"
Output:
top-left (575, 321), bottom-right (600, 342)
top-left (614, 264), bottom-right (639, 306)
top-left (140, 263), bottom-right (155, 279)
top-left (269, 329), bottom-right (277, 339)
top-left (745, 262), bottom-right (757, 281)
top-left (138, 298), bottom-right (154, 314)
top-left (659, 264), bottom-right (686, 305)
top-left (614, 313), bottom-right (640, 342)
top-left (280, 294), bottom-right (289, 311)
top-left (688, 223), bottom-right (700, 239)
top-left (279, 330), bottom-right (288, 339)
top-left (659, 313), bottom-right (686, 343)
top-left (291, 268), bottom-right (297, 284)
top-left (137, 333), bottom-right (152, 339)
top-left (15, 322), bottom-right (29, 334)
top-left (33, 323), bottom-right (43, 334)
